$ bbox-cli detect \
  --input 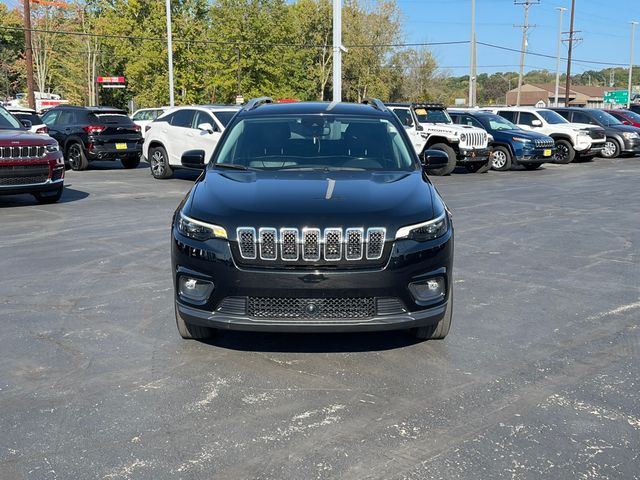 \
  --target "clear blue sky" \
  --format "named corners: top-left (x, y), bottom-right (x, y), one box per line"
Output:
top-left (397, 0), bottom-right (639, 76)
